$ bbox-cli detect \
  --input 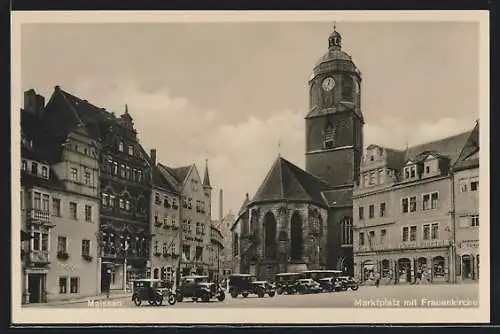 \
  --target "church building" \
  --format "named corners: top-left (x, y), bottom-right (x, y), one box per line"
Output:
top-left (231, 26), bottom-right (363, 280)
